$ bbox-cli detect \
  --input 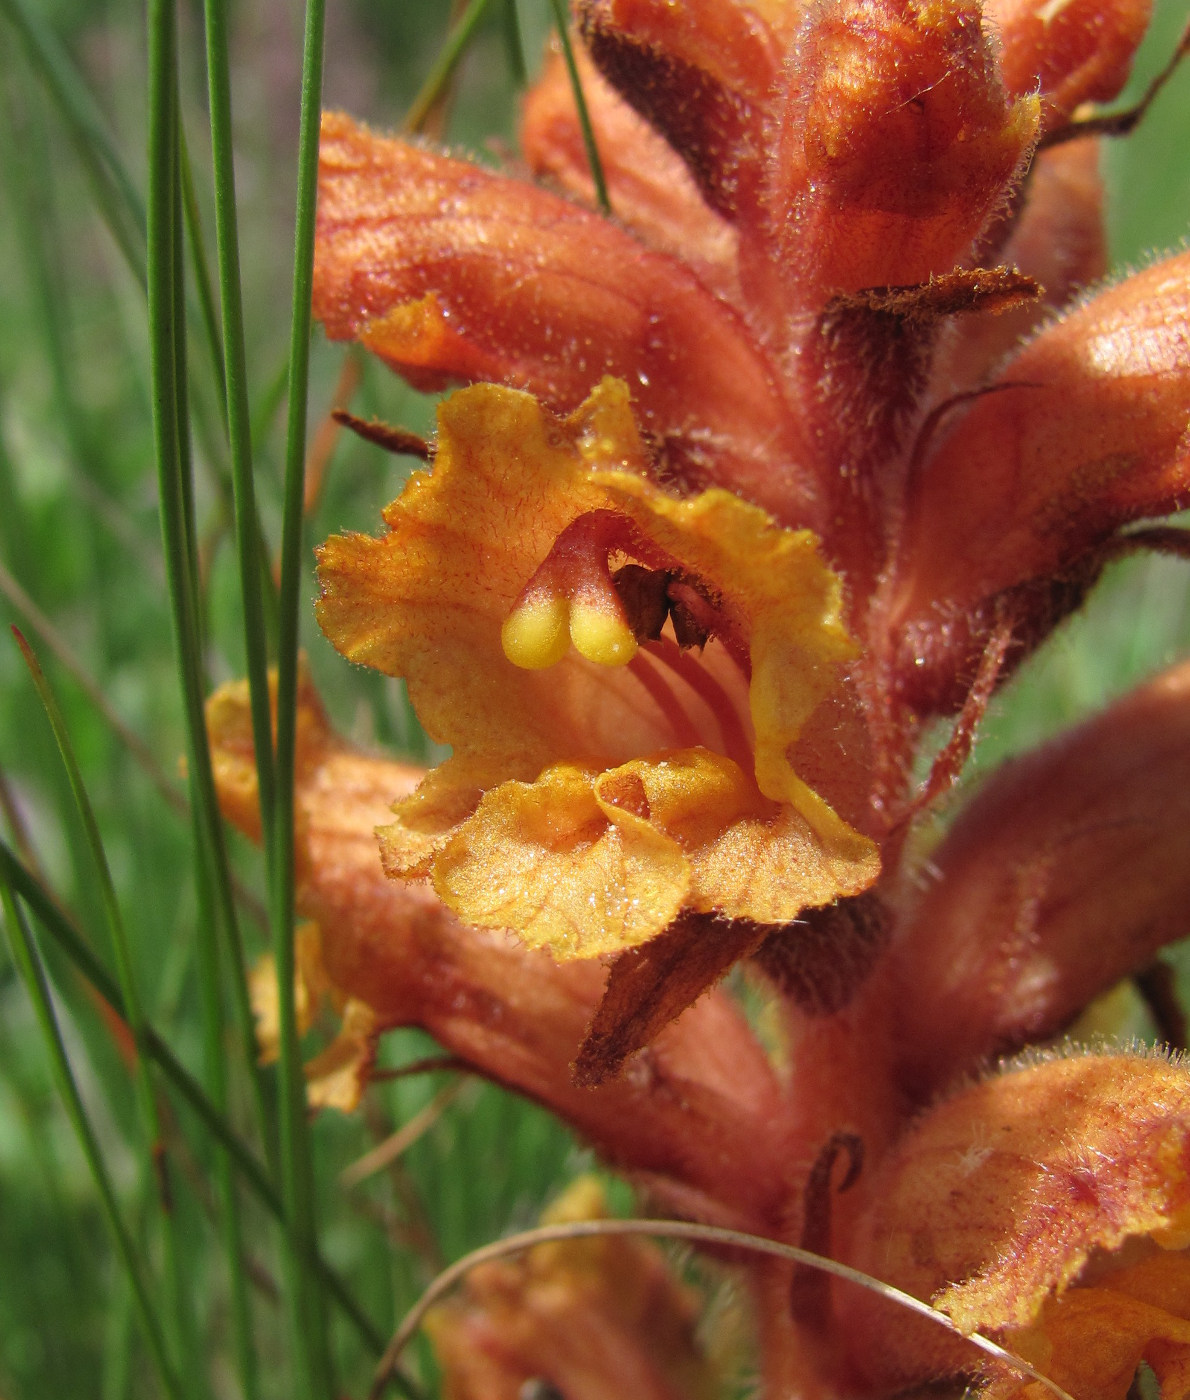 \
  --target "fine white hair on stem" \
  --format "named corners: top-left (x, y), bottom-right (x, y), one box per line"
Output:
top-left (367, 1216), bottom-right (1079, 1400)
